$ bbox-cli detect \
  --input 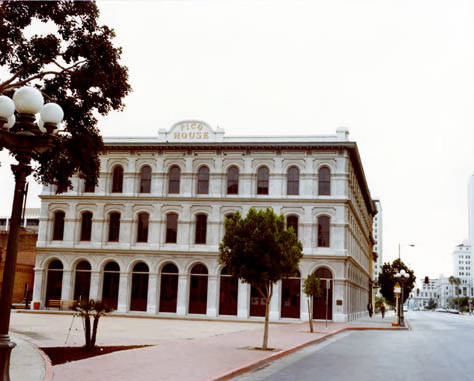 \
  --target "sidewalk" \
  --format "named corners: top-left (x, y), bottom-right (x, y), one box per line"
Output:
top-left (51, 311), bottom-right (403, 381)
top-left (10, 334), bottom-right (49, 381)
